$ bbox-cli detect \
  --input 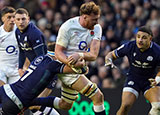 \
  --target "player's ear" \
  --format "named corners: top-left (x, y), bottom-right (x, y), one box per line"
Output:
top-left (149, 35), bottom-right (153, 41)
top-left (28, 16), bottom-right (30, 21)
top-left (1, 16), bottom-right (5, 22)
